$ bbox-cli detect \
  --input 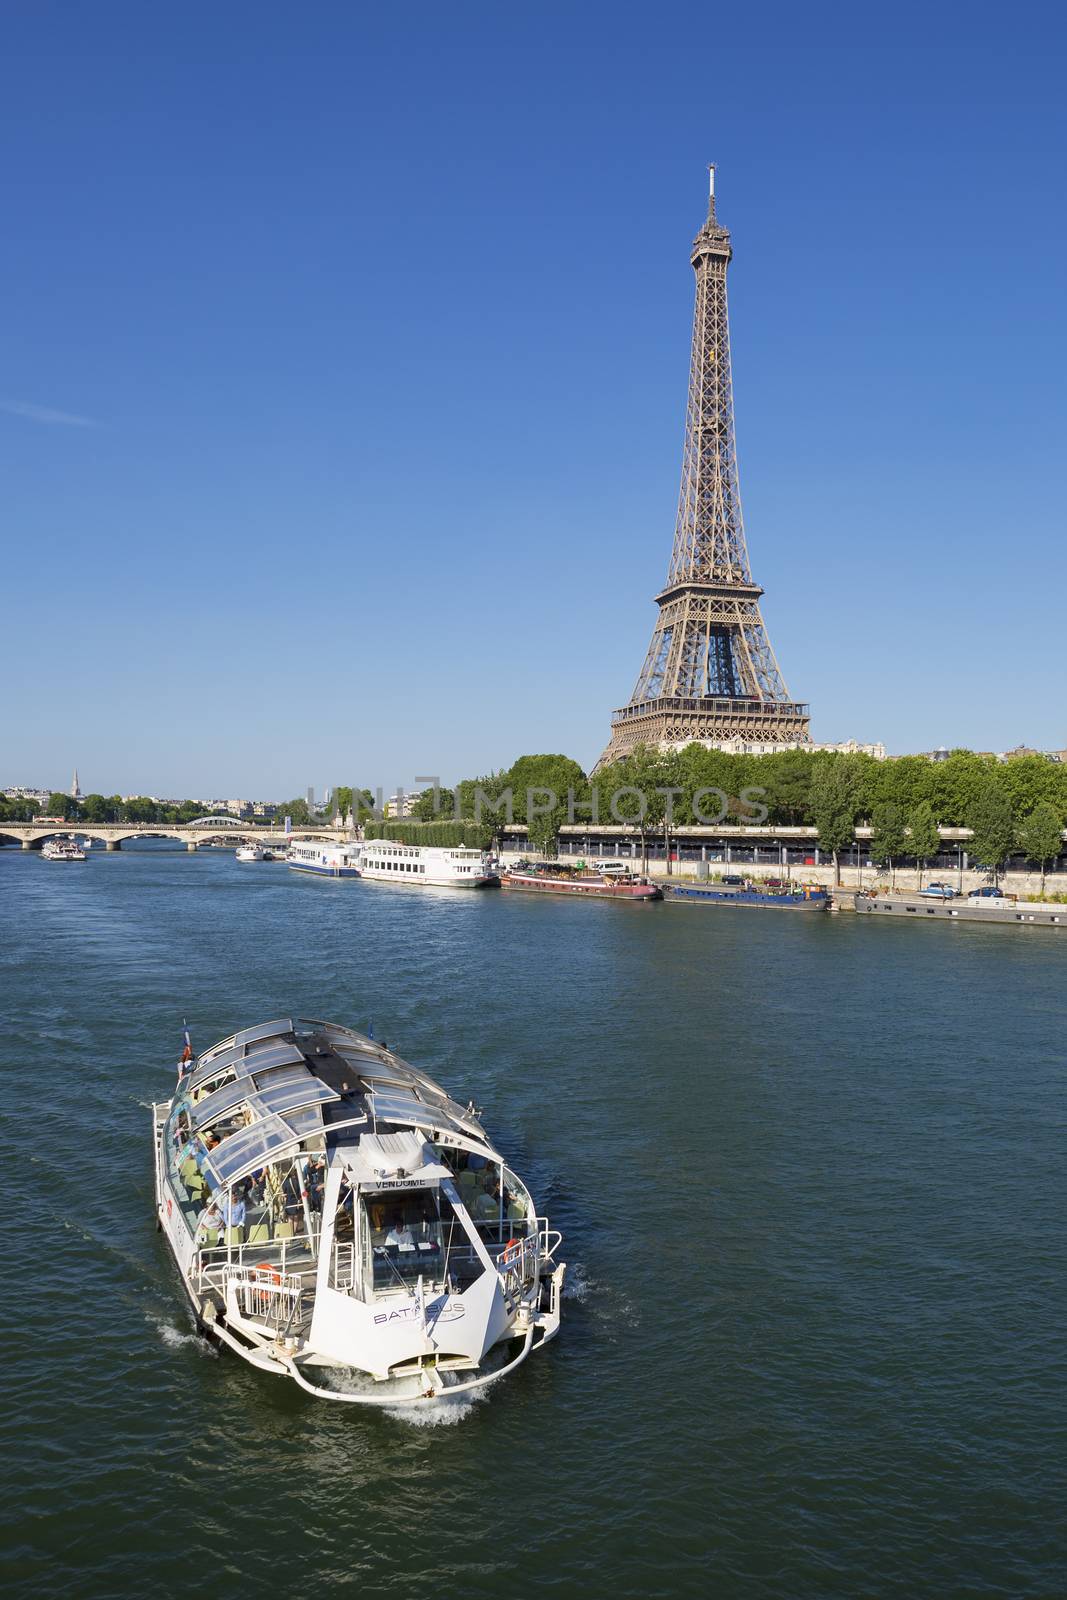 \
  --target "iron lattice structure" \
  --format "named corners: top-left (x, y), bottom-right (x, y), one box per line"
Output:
top-left (596, 172), bottom-right (810, 768)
